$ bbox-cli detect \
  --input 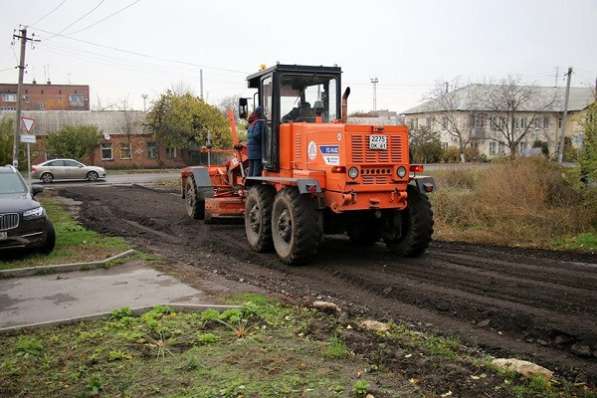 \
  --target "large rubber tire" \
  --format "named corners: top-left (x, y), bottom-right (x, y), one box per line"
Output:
top-left (87, 171), bottom-right (99, 181)
top-left (346, 216), bottom-right (382, 246)
top-left (39, 220), bottom-right (56, 254)
top-left (41, 172), bottom-right (54, 184)
top-left (271, 188), bottom-right (323, 265)
top-left (185, 179), bottom-right (205, 220)
top-left (245, 185), bottom-right (275, 252)
top-left (384, 185), bottom-right (434, 257)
